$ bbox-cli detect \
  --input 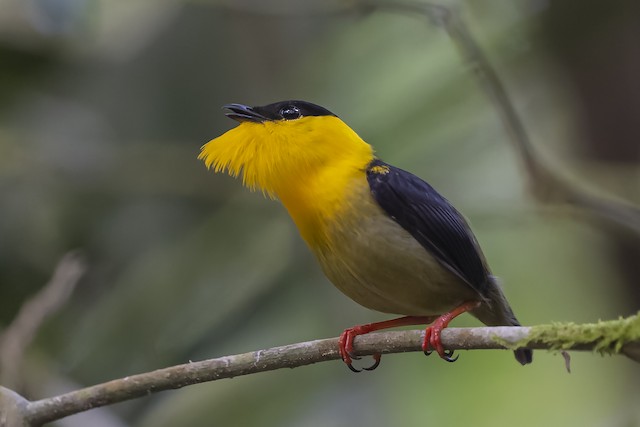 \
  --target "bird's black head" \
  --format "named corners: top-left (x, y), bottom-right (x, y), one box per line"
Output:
top-left (224, 100), bottom-right (336, 123)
